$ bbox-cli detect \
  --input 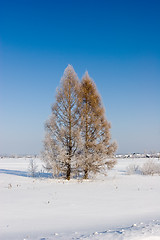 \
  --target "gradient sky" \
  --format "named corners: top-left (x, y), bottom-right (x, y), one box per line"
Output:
top-left (0, 0), bottom-right (160, 155)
